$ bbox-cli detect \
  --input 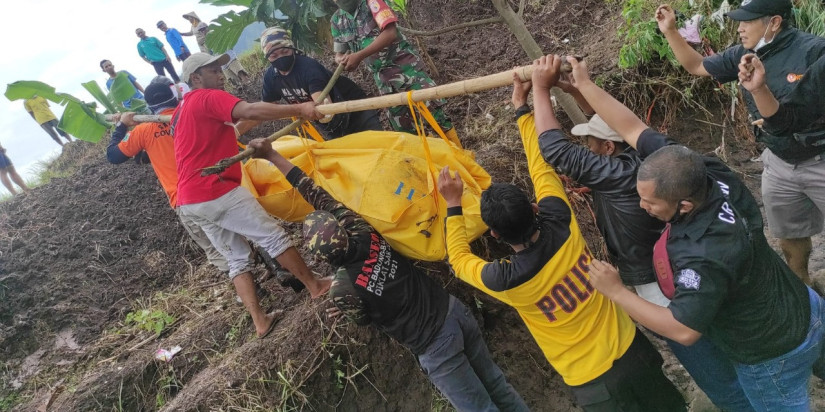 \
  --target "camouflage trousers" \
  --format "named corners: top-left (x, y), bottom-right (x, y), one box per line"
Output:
top-left (371, 53), bottom-right (453, 134)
